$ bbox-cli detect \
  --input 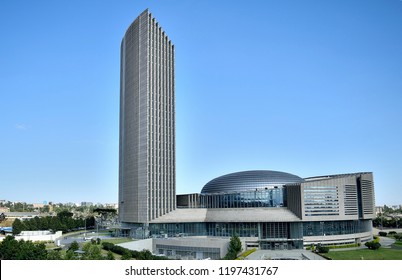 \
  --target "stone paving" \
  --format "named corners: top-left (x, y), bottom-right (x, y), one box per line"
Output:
top-left (244, 249), bottom-right (326, 260)
top-left (244, 234), bottom-right (397, 260)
